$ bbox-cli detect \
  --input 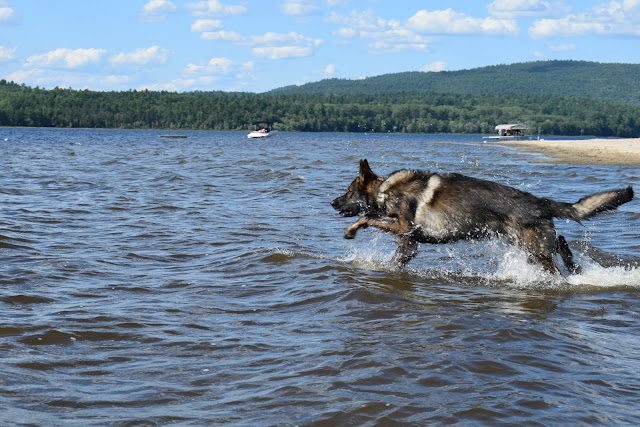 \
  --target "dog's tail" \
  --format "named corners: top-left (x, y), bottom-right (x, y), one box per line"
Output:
top-left (550, 186), bottom-right (634, 221)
